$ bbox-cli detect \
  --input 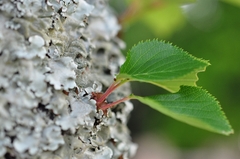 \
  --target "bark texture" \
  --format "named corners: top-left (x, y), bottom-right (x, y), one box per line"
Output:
top-left (0, 0), bottom-right (137, 158)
